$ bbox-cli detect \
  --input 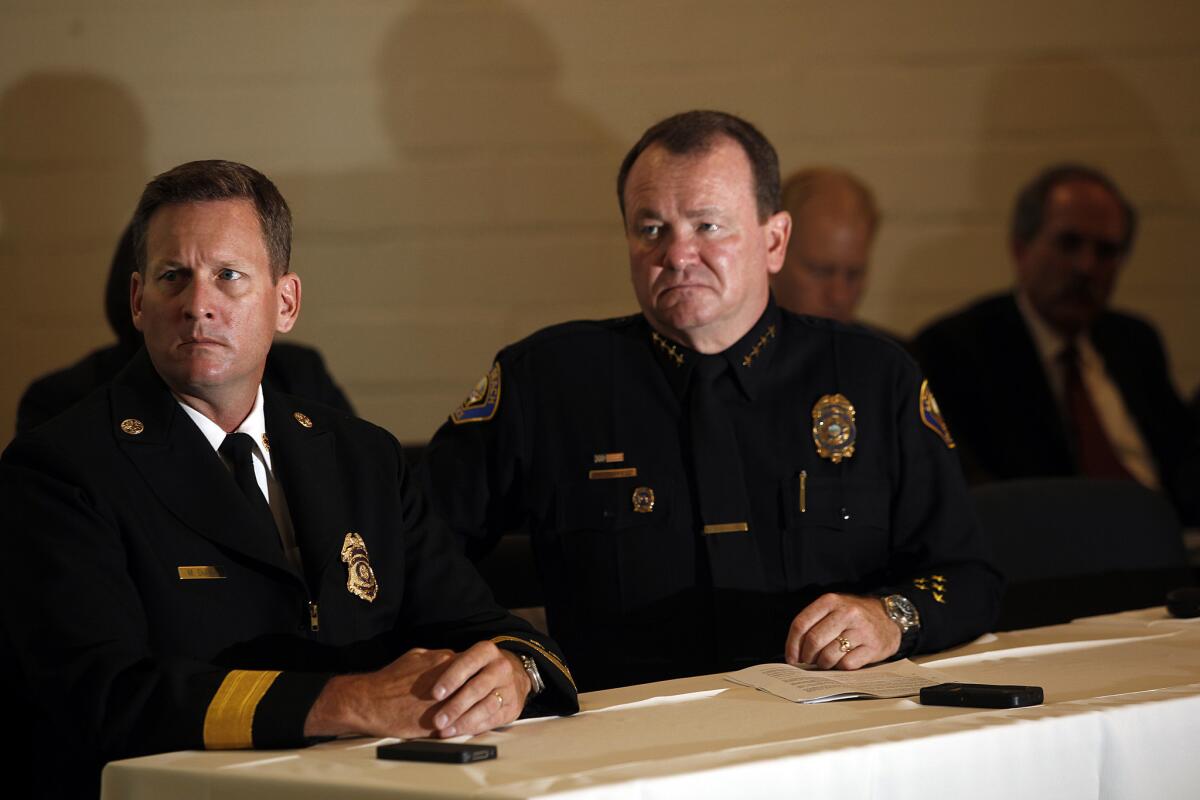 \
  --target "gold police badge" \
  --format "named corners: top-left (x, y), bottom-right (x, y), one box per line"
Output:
top-left (812, 393), bottom-right (857, 463)
top-left (340, 532), bottom-right (378, 602)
